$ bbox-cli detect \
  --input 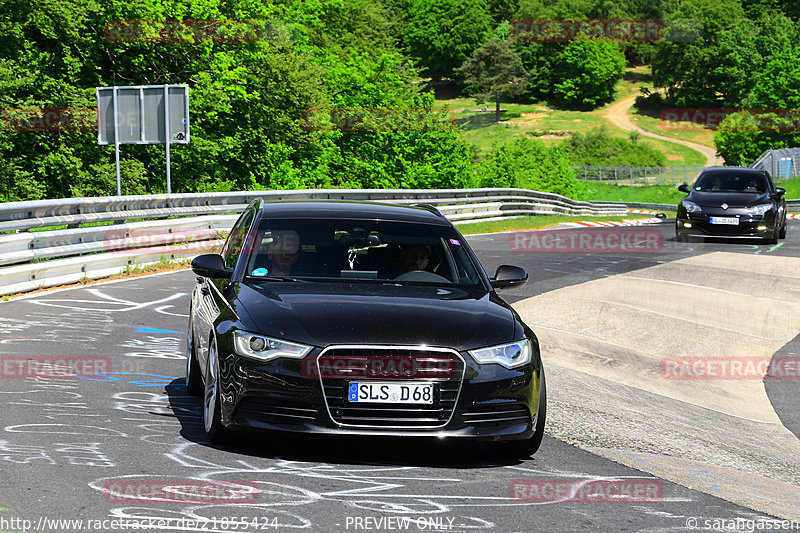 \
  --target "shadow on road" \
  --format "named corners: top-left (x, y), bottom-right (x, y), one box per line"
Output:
top-left (164, 378), bottom-right (530, 469)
